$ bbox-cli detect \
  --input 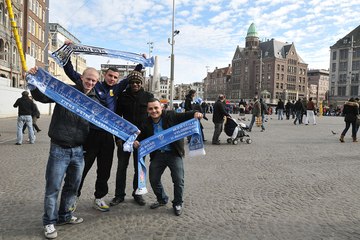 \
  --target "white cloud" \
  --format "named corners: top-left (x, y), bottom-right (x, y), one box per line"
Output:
top-left (49, 0), bottom-right (360, 84)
